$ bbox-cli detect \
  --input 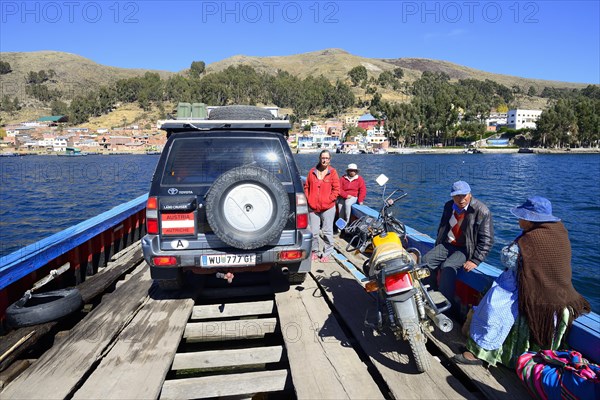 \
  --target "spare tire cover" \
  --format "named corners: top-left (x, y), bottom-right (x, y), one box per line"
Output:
top-left (205, 166), bottom-right (290, 250)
